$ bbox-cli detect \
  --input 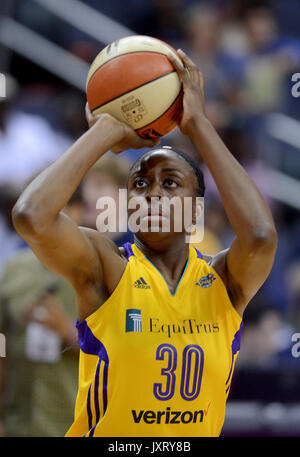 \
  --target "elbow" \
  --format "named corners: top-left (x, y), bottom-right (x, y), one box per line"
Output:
top-left (248, 225), bottom-right (278, 254)
top-left (12, 202), bottom-right (40, 236)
